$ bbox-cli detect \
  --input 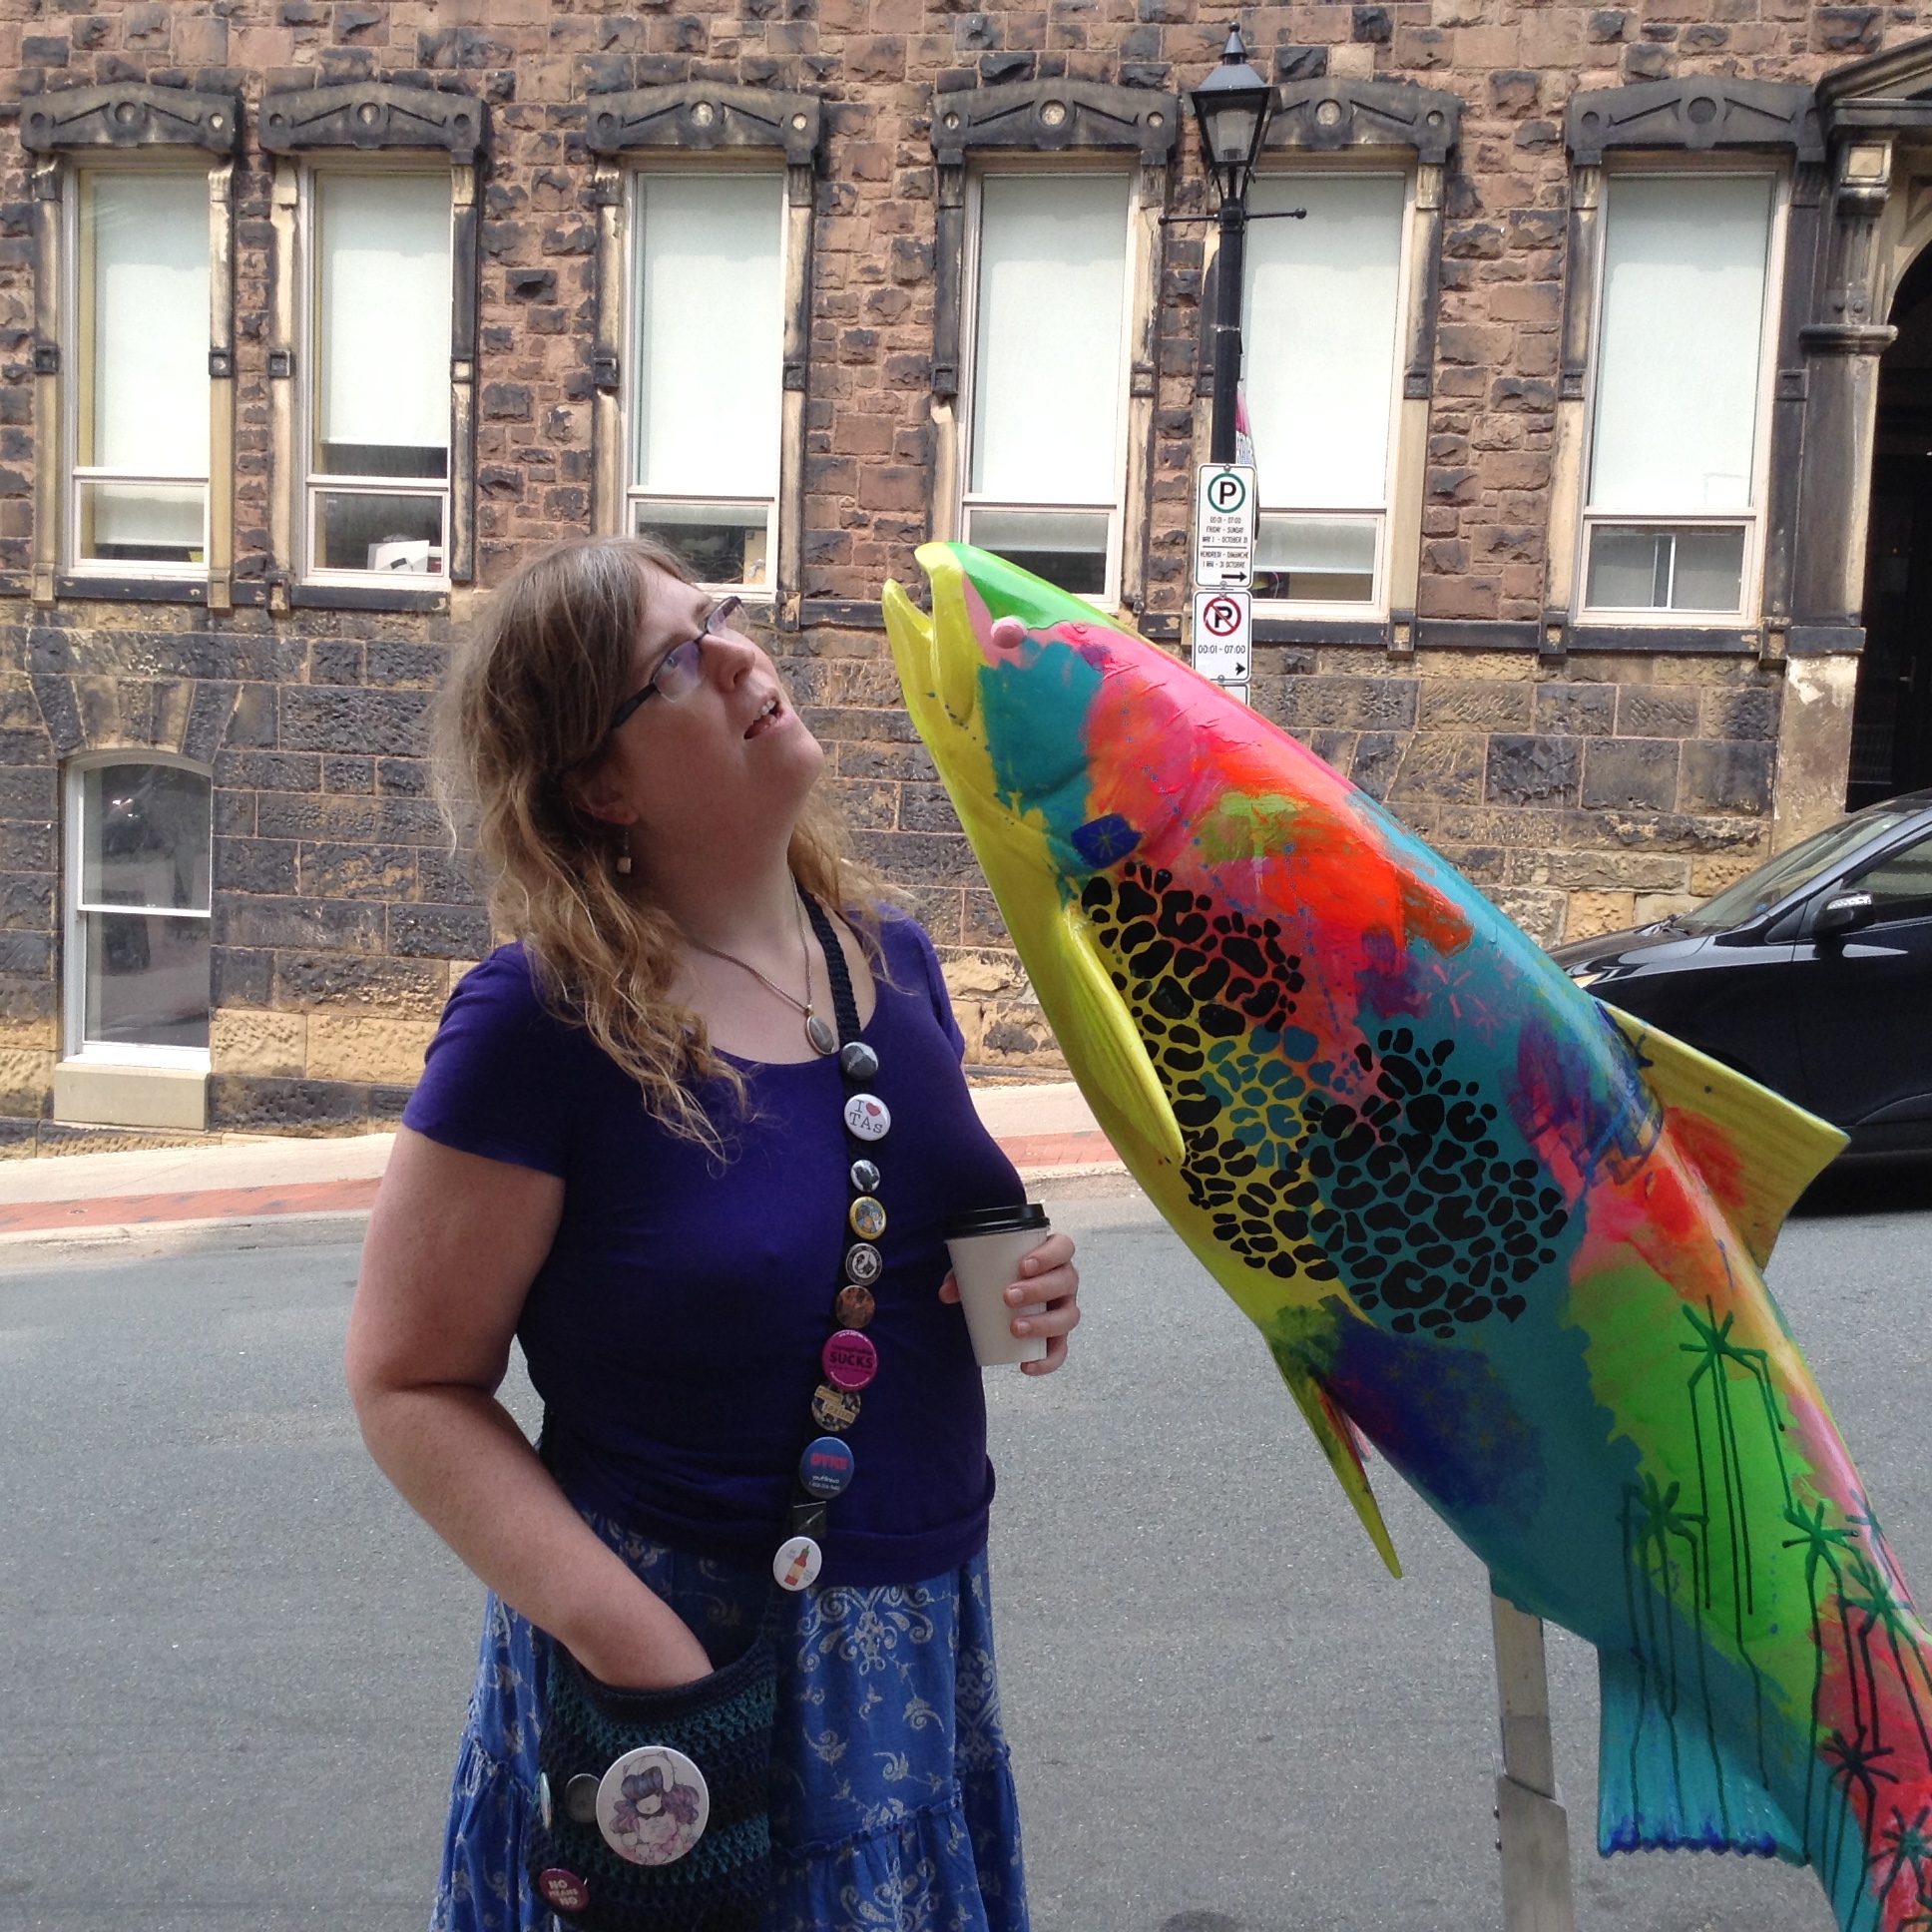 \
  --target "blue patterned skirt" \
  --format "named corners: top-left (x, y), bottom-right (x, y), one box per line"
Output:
top-left (431, 1516), bottom-right (1028, 1932)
